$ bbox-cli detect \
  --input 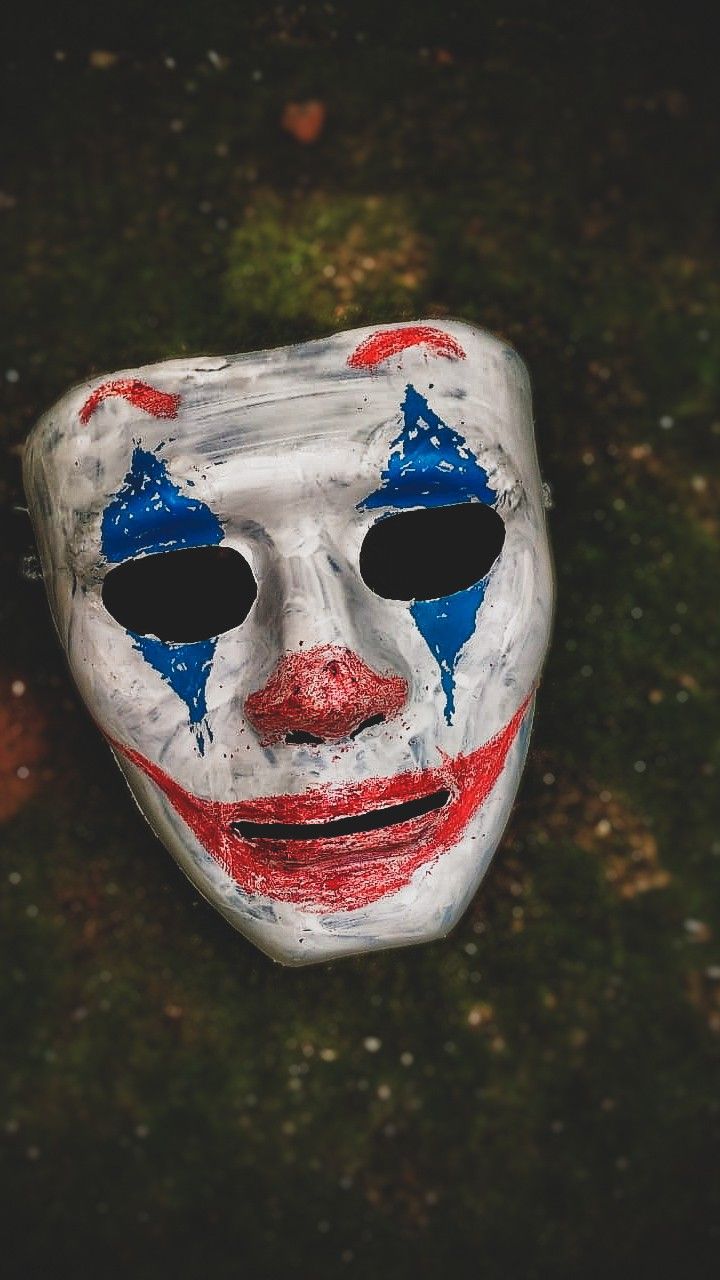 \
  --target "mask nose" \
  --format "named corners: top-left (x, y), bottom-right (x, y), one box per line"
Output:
top-left (244, 644), bottom-right (408, 745)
